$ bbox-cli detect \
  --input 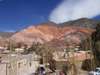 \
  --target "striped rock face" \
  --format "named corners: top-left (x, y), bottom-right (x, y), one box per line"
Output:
top-left (10, 22), bottom-right (95, 46)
